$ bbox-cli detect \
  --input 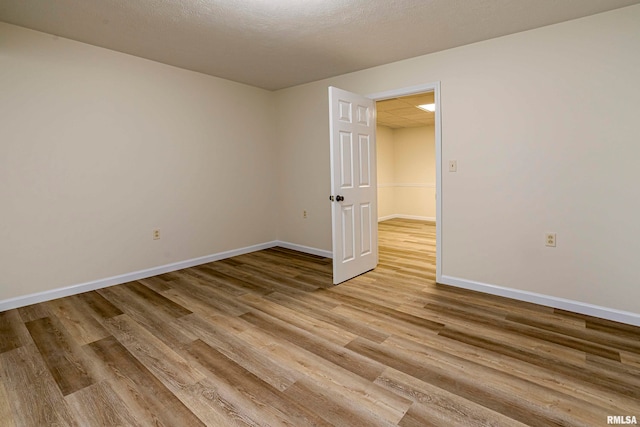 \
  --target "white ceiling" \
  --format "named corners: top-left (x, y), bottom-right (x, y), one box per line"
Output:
top-left (1, 0), bottom-right (638, 90)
